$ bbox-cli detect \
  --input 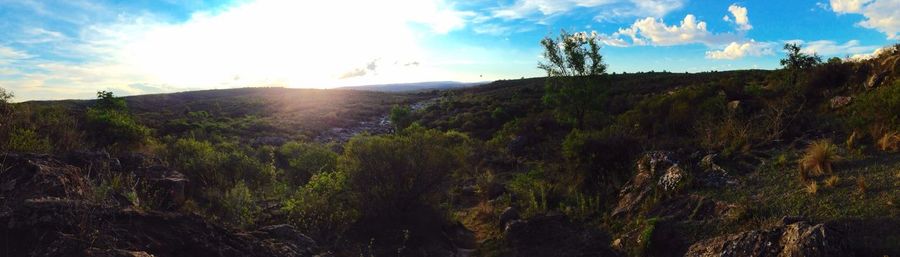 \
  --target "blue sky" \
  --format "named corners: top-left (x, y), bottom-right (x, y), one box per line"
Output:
top-left (0, 0), bottom-right (897, 101)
